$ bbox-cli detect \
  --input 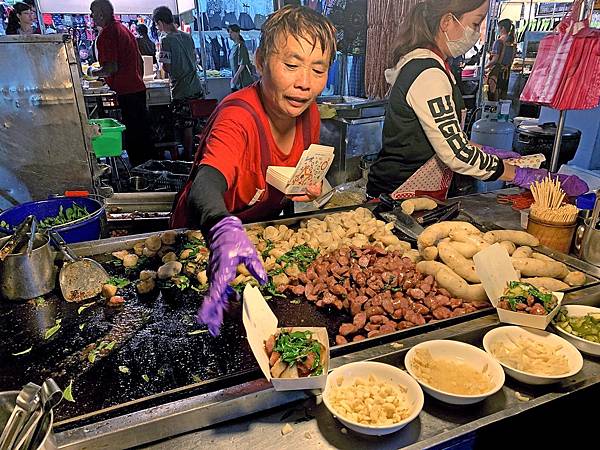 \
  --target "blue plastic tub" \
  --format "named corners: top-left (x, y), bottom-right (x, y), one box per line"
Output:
top-left (0, 197), bottom-right (104, 244)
